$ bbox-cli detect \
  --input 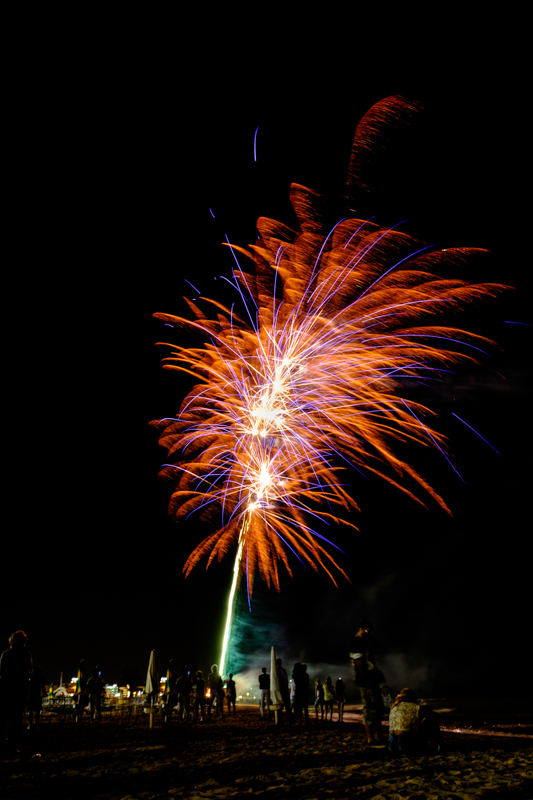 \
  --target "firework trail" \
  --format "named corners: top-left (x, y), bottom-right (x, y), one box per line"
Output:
top-left (151, 97), bottom-right (506, 671)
